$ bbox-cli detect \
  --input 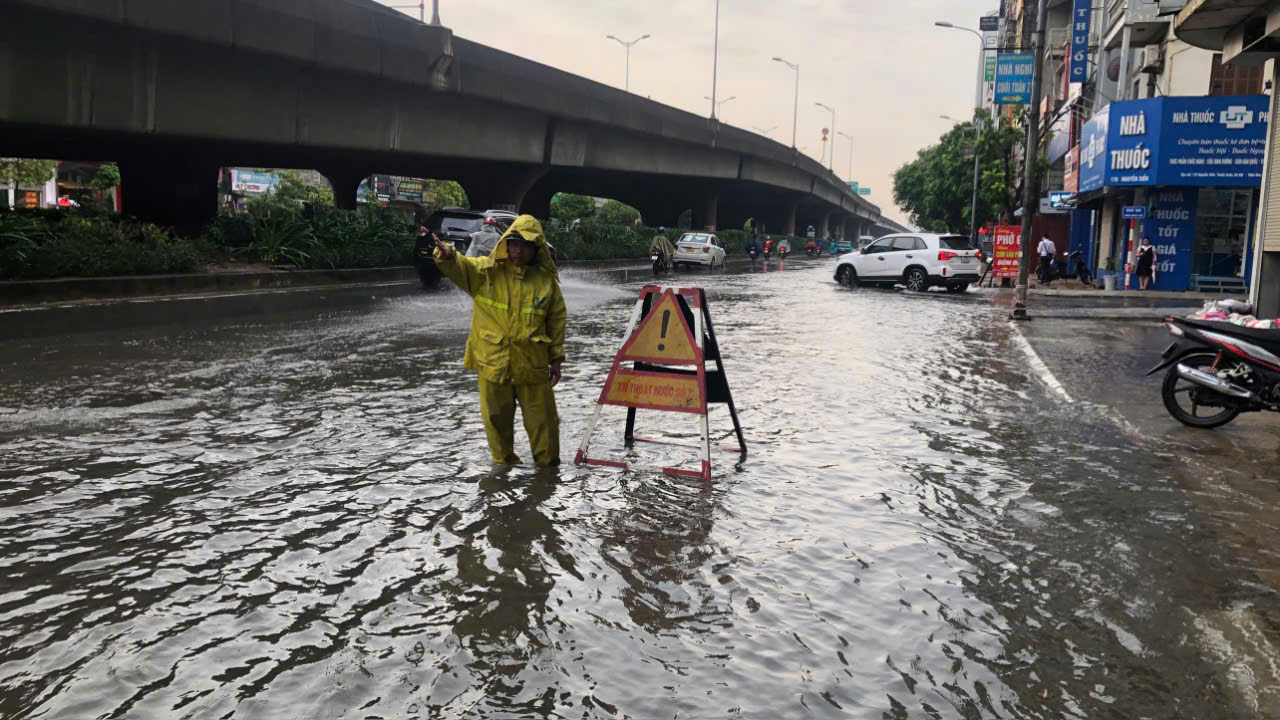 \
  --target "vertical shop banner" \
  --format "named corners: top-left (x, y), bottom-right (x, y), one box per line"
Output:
top-left (993, 226), bottom-right (1022, 278)
top-left (1078, 106), bottom-right (1110, 193)
top-left (995, 53), bottom-right (1034, 105)
top-left (1147, 189), bottom-right (1197, 291)
top-left (1063, 145), bottom-right (1080, 192)
top-left (1069, 0), bottom-right (1092, 83)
